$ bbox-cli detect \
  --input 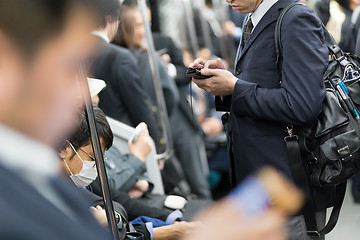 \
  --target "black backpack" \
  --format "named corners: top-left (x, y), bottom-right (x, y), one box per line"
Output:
top-left (276, 2), bottom-right (360, 237)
